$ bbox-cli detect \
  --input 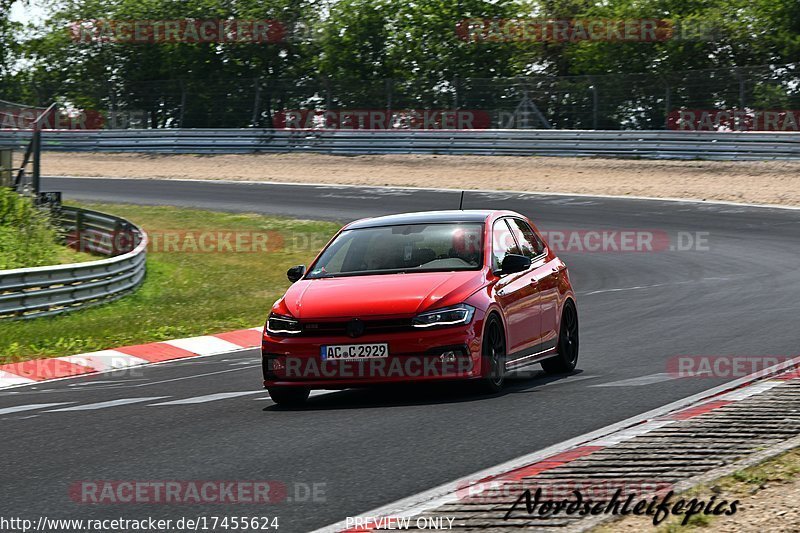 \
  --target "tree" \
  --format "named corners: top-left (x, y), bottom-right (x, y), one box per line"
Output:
top-left (7, 0), bottom-right (799, 129)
